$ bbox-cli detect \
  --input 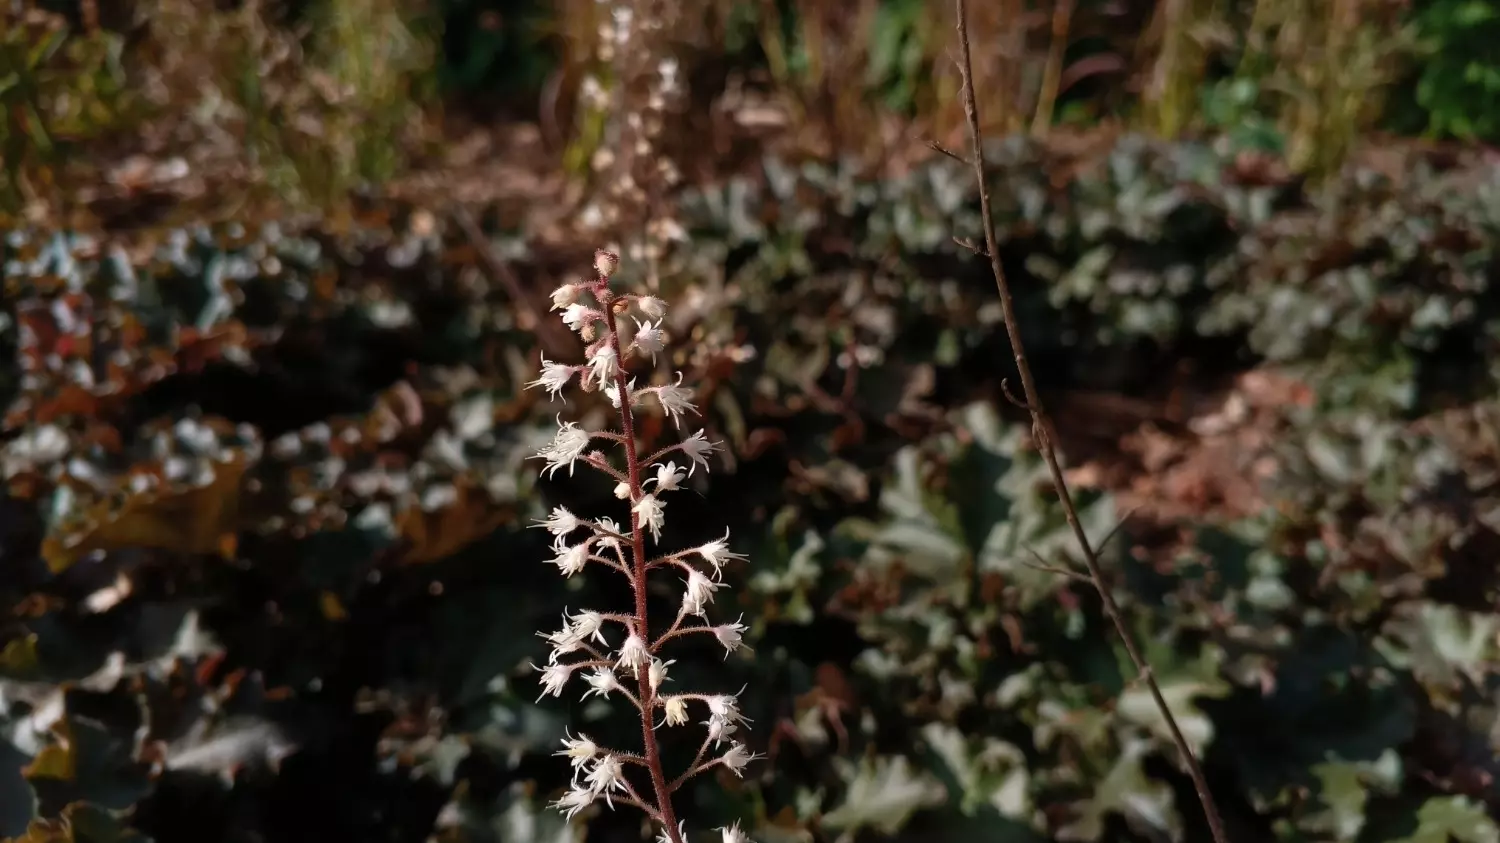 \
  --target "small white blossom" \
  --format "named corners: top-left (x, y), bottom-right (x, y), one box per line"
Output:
top-left (662, 695), bottom-right (689, 726)
top-left (632, 318), bottom-right (665, 360)
top-left (555, 730), bottom-right (598, 782)
top-left (679, 431), bottom-right (720, 475)
top-left (617, 633), bottom-right (650, 674)
top-left (720, 822), bottom-right (752, 843)
top-left (535, 662), bottom-right (572, 700)
top-left (582, 666), bottom-right (620, 699)
top-left (706, 714), bottom-right (738, 745)
top-left (647, 374), bottom-right (698, 428)
top-left (682, 569), bottom-right (721, 616)
top-left (614, 480), bottom-right (632, 499)
top-left (550, 283), bottom-right (582, 311)
top-left (648, 657), bottom-right (675, 693)
top-left (651, 461), bottom-right (686, 493)
top-left (585, 344), bottom-right (618, 390)
top-left (567, 609), bottom-right (607, 645)
top-left (536, 506), bottom-right (582, 536)
top-left (696, 530), bottom-right (748, 577)
top-left (604, 377), bottom-right (637, 410)
top-left (593, 517), bottom-right (624, 551)
top-left (536, 420), bottom-right (591, 477)
top-left (562, 303), bottom-right (595, 332)
top-left (584, 753), bottom-right (628, 803)
top-left (633, 493), bottom-right (665, 542)
top-left (719, 742), bottom-right (758, 776)
top-left (550, 784), bottom-right (595, 820)
top-left (527, 356), bottom-right (576, 399)
top-left (656, 821), bottom-right (688, 843)
top-left (546, 538), bottom-right (590, 577)
top-left (713, 616), bottom-right (748, 656)
top-left (636, 295), bottom-right (667, 319)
